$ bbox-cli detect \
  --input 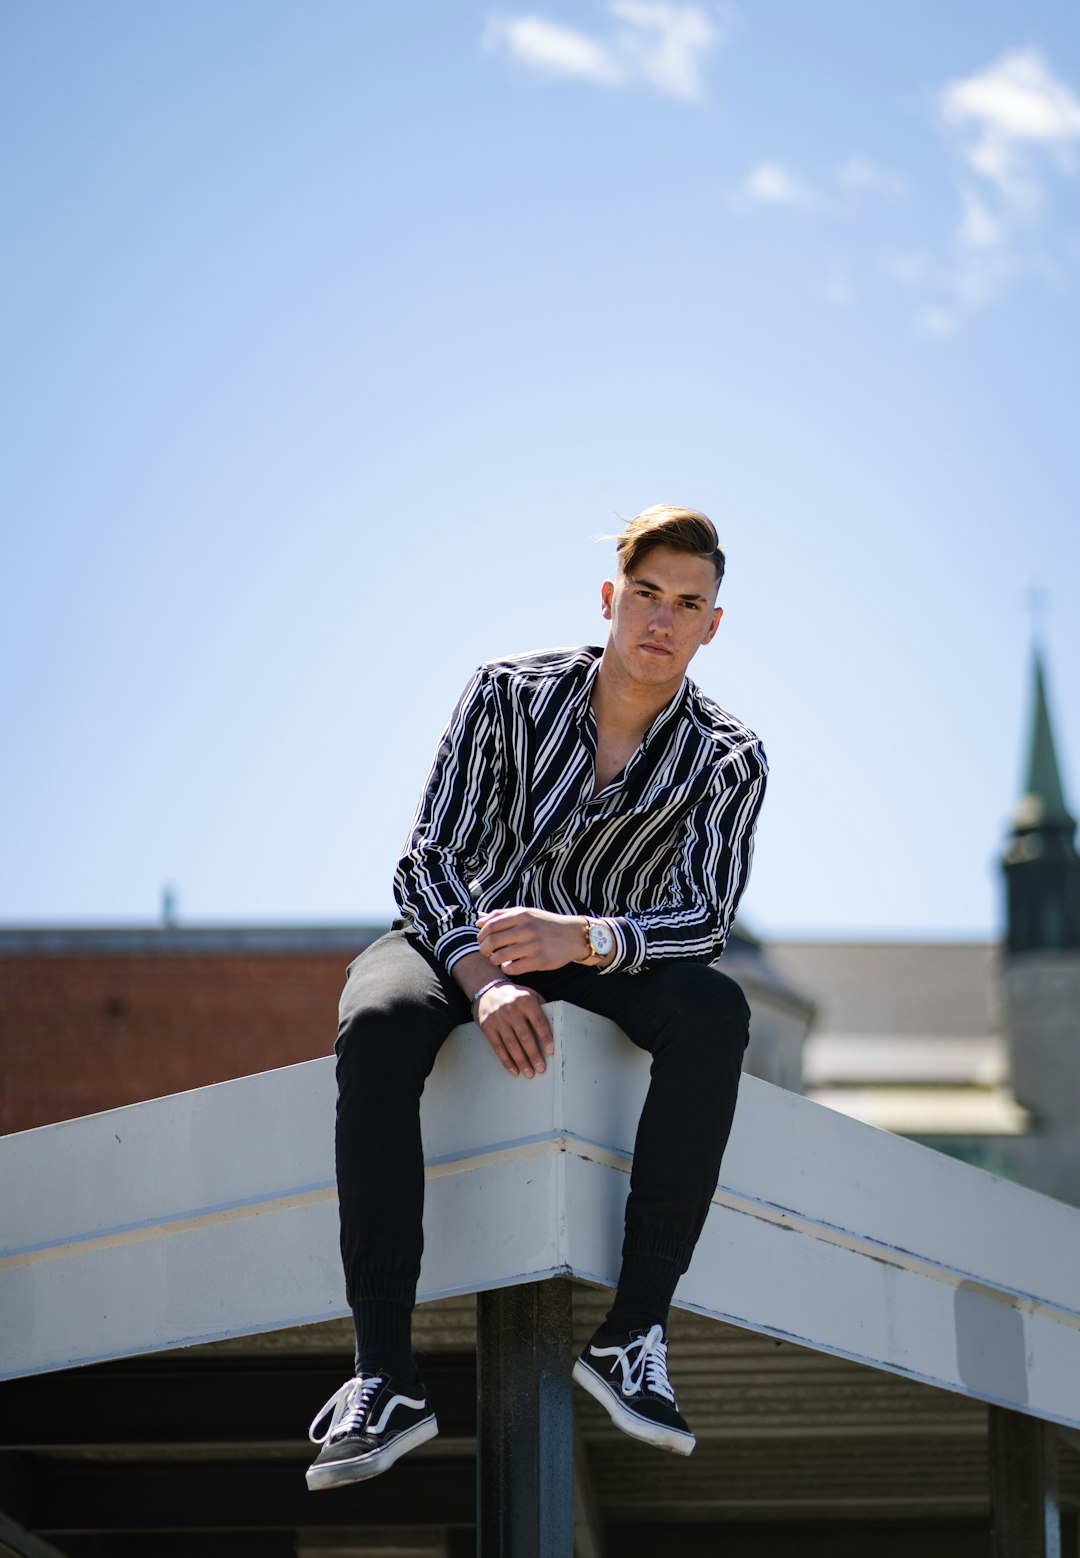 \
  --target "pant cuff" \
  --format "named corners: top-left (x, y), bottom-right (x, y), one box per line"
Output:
top-left (346, 1271), bottom-right (418, 1308)
top-left (621, 1232), bottom-right (694, 1273)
